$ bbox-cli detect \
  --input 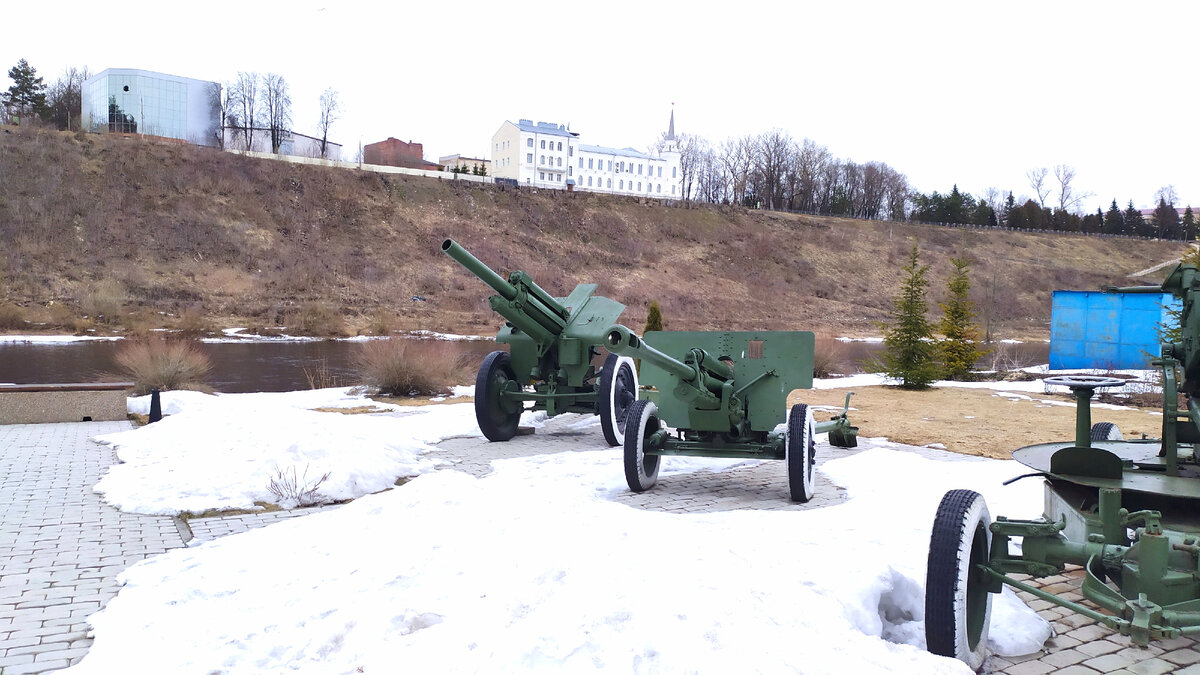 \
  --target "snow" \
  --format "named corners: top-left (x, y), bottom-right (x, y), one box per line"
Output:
top-left (0, 334), bottom-right (121, 344)
top-left (69, 385), bottom-right (1060, 674)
